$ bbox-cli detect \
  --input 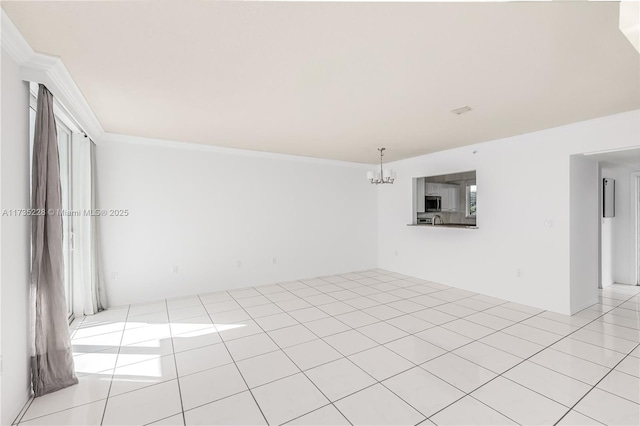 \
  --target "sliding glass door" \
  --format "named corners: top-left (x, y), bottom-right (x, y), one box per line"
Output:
top-left (57, 121), bottom-right (74, 320)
